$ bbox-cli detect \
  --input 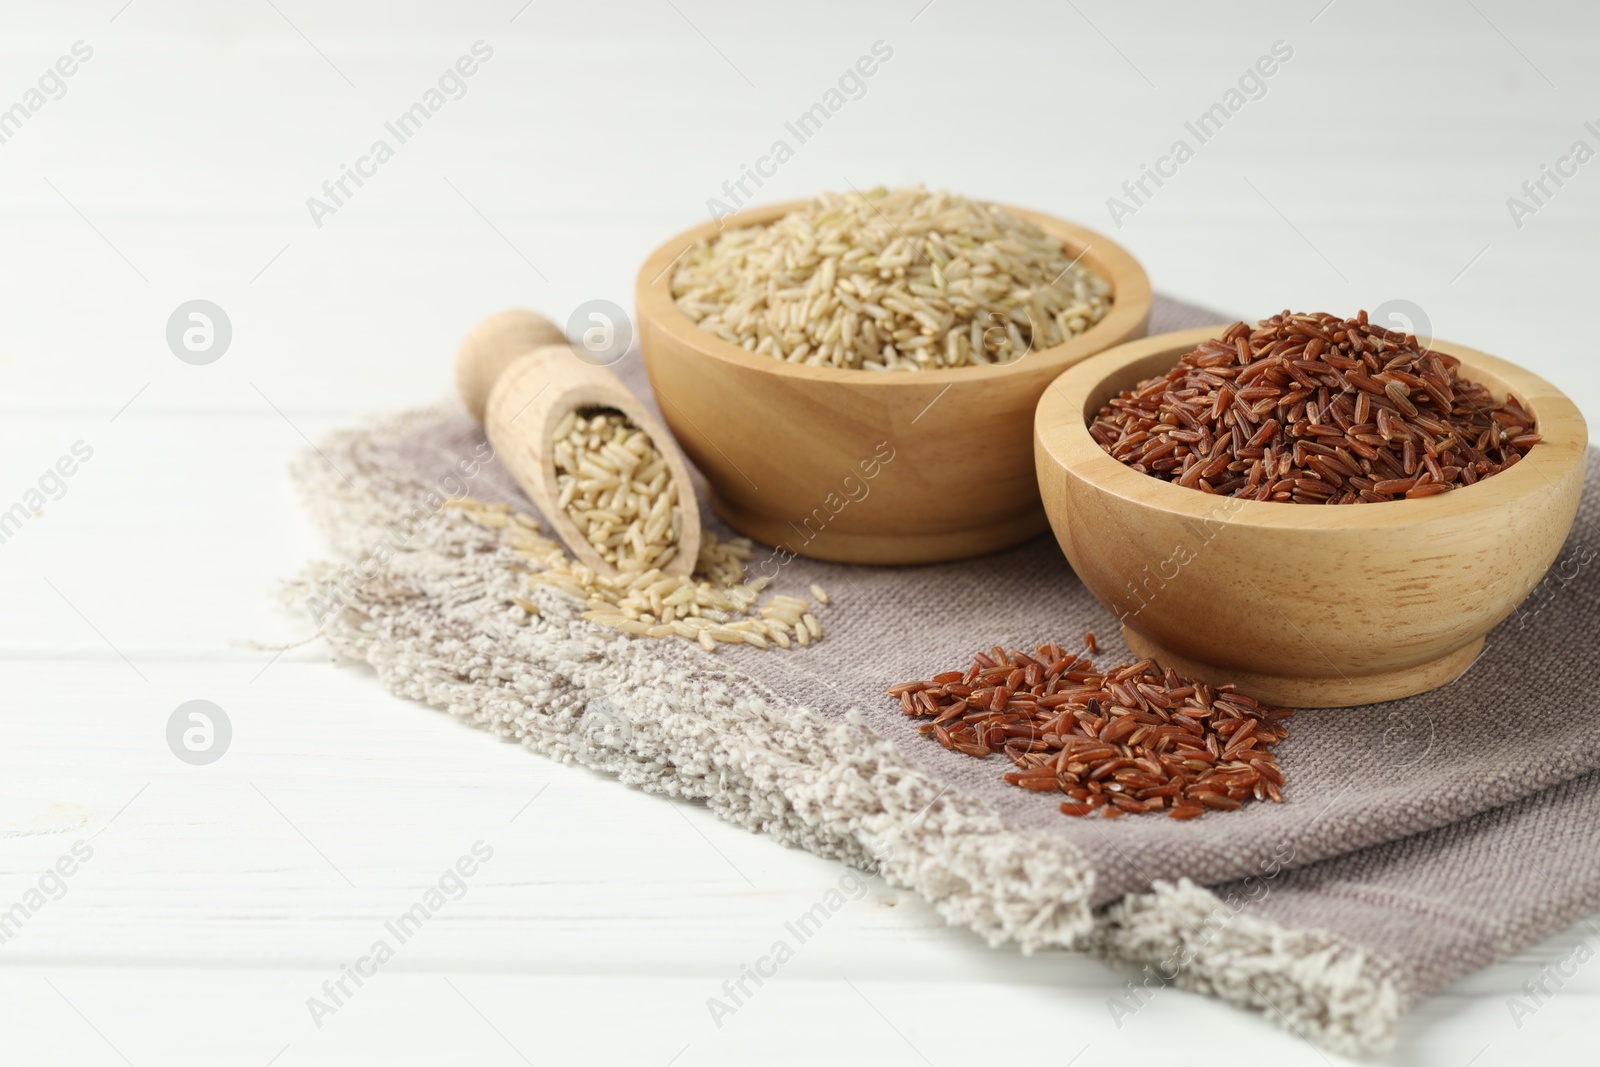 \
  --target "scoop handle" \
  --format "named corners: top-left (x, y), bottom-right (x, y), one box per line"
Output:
top-left (455, 308), bottom-right (568, 423)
